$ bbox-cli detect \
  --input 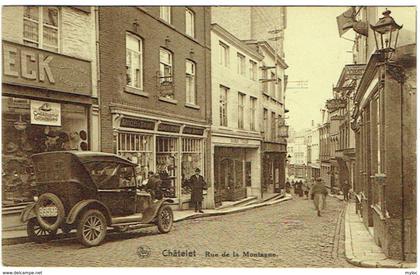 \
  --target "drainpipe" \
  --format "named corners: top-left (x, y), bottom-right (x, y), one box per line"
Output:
top-left (399, 67), bottom-right (405, 261)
